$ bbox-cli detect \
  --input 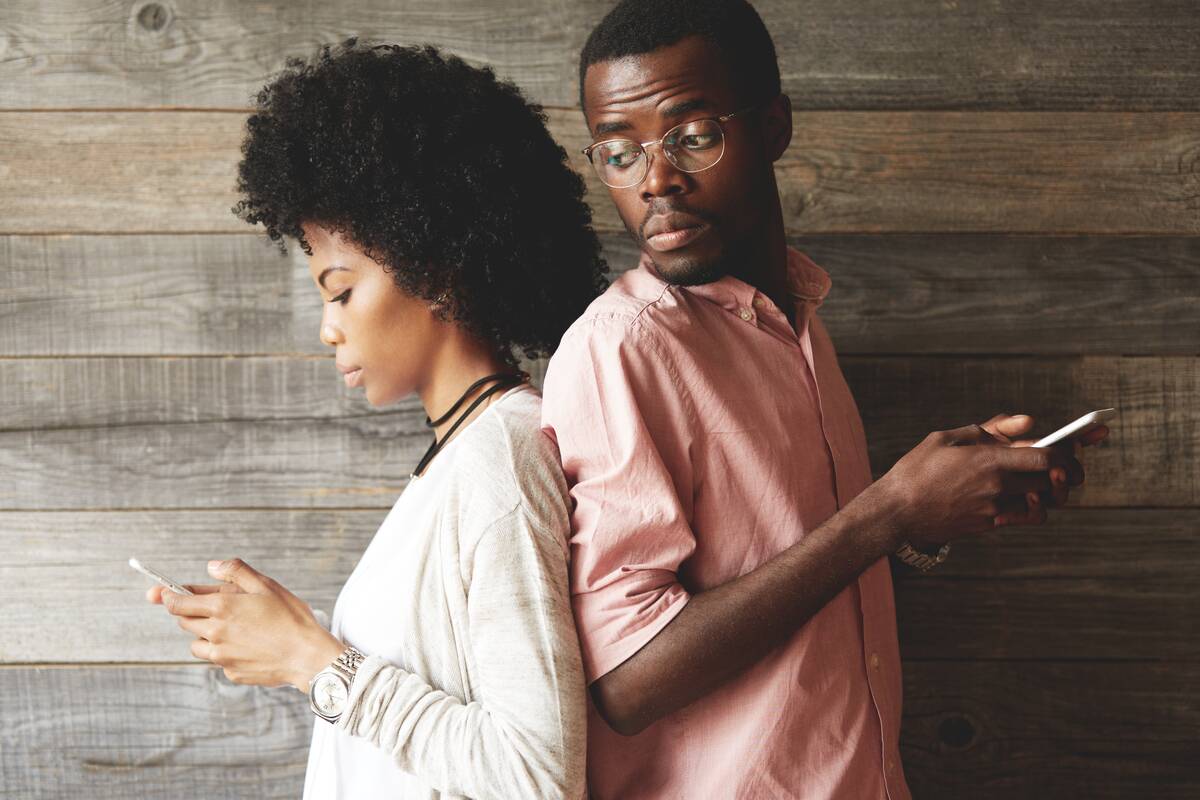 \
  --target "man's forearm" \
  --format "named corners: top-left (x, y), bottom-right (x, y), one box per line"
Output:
top-left (591, 480), bottom-right (907, 735)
